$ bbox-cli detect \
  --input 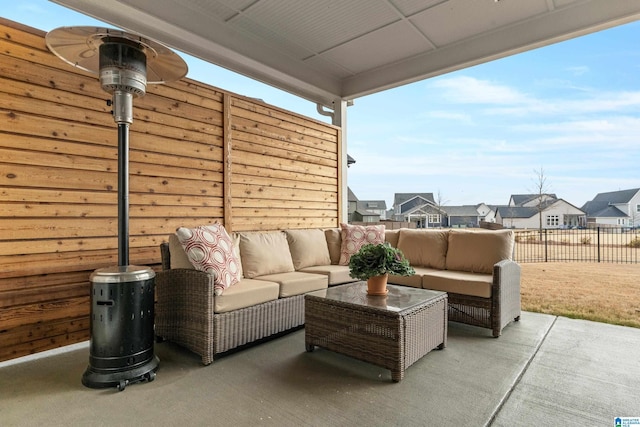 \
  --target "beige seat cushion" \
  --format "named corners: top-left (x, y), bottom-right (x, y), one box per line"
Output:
top-left (255, 271), bottom-right (328, 297)
top-left (214, 278), bottom-right (279, 313)
top-left (422, 270), bottom-right (493, 298)
top-left (389, 266), bottom-right (439, 288)
top-left (299, 265), bottom-right (355, 286)
top-left (324, 228), bottom-right (341, 265)
top-left (239, 231), bottom-right (295, 279)
top-left (285, 229), bottom-right (331, 270)
top-left (445, 229), bottom-right (514, 274)
top-left (396, 229), bottom-right (448, 270)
